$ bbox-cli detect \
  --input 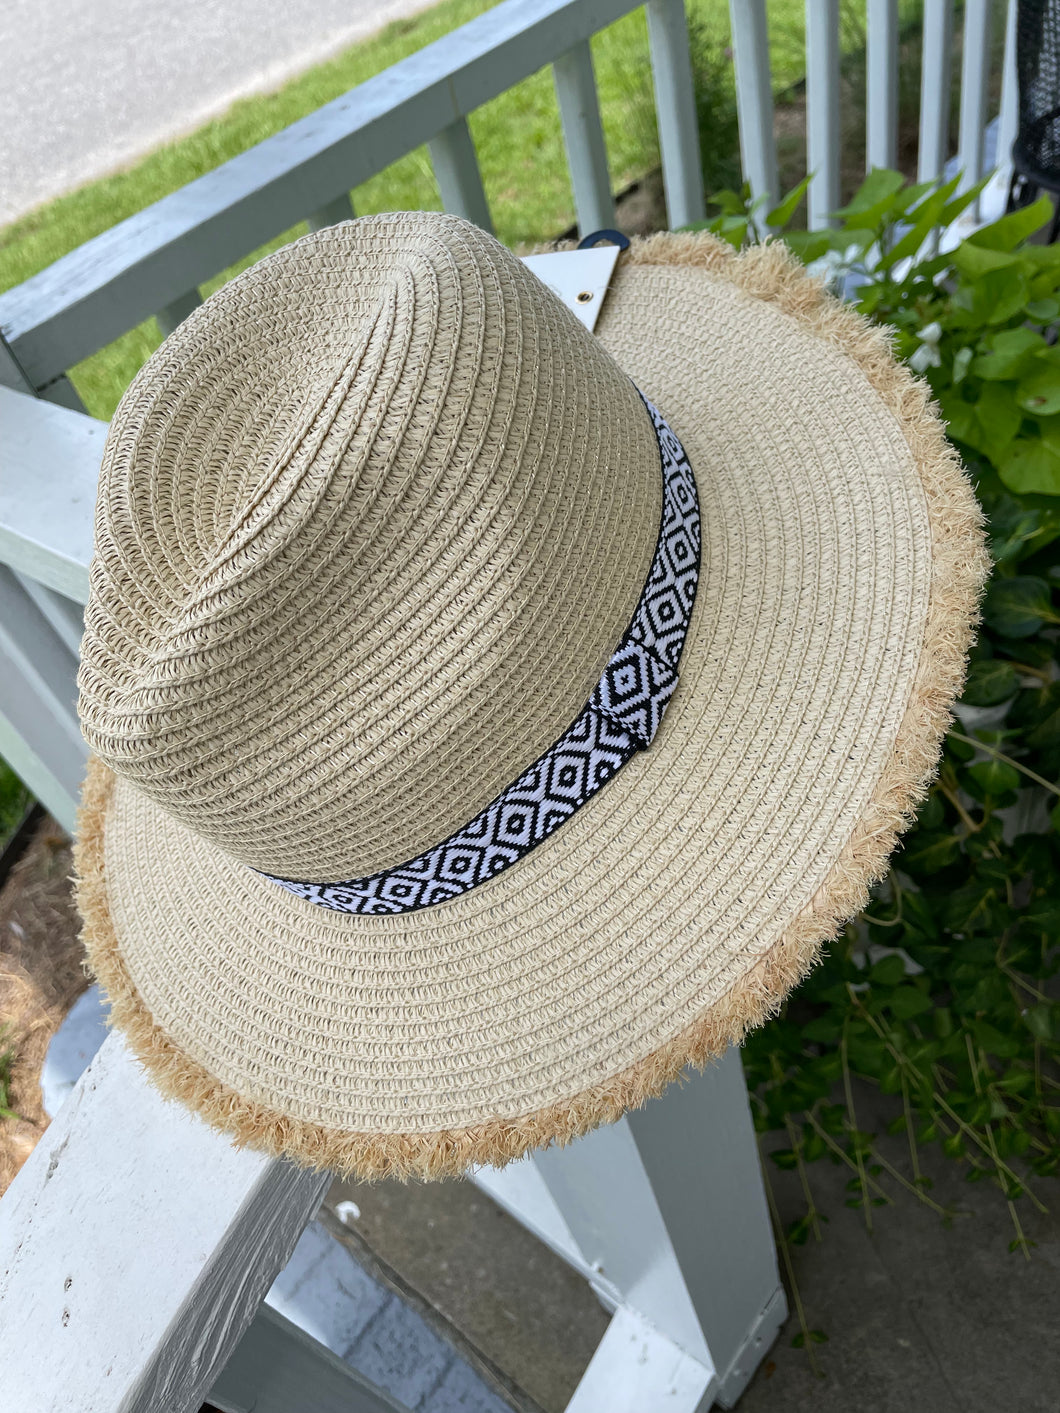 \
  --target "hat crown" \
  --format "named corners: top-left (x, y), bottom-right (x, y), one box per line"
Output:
top-left (78, 213), bottom-right (662, 880)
